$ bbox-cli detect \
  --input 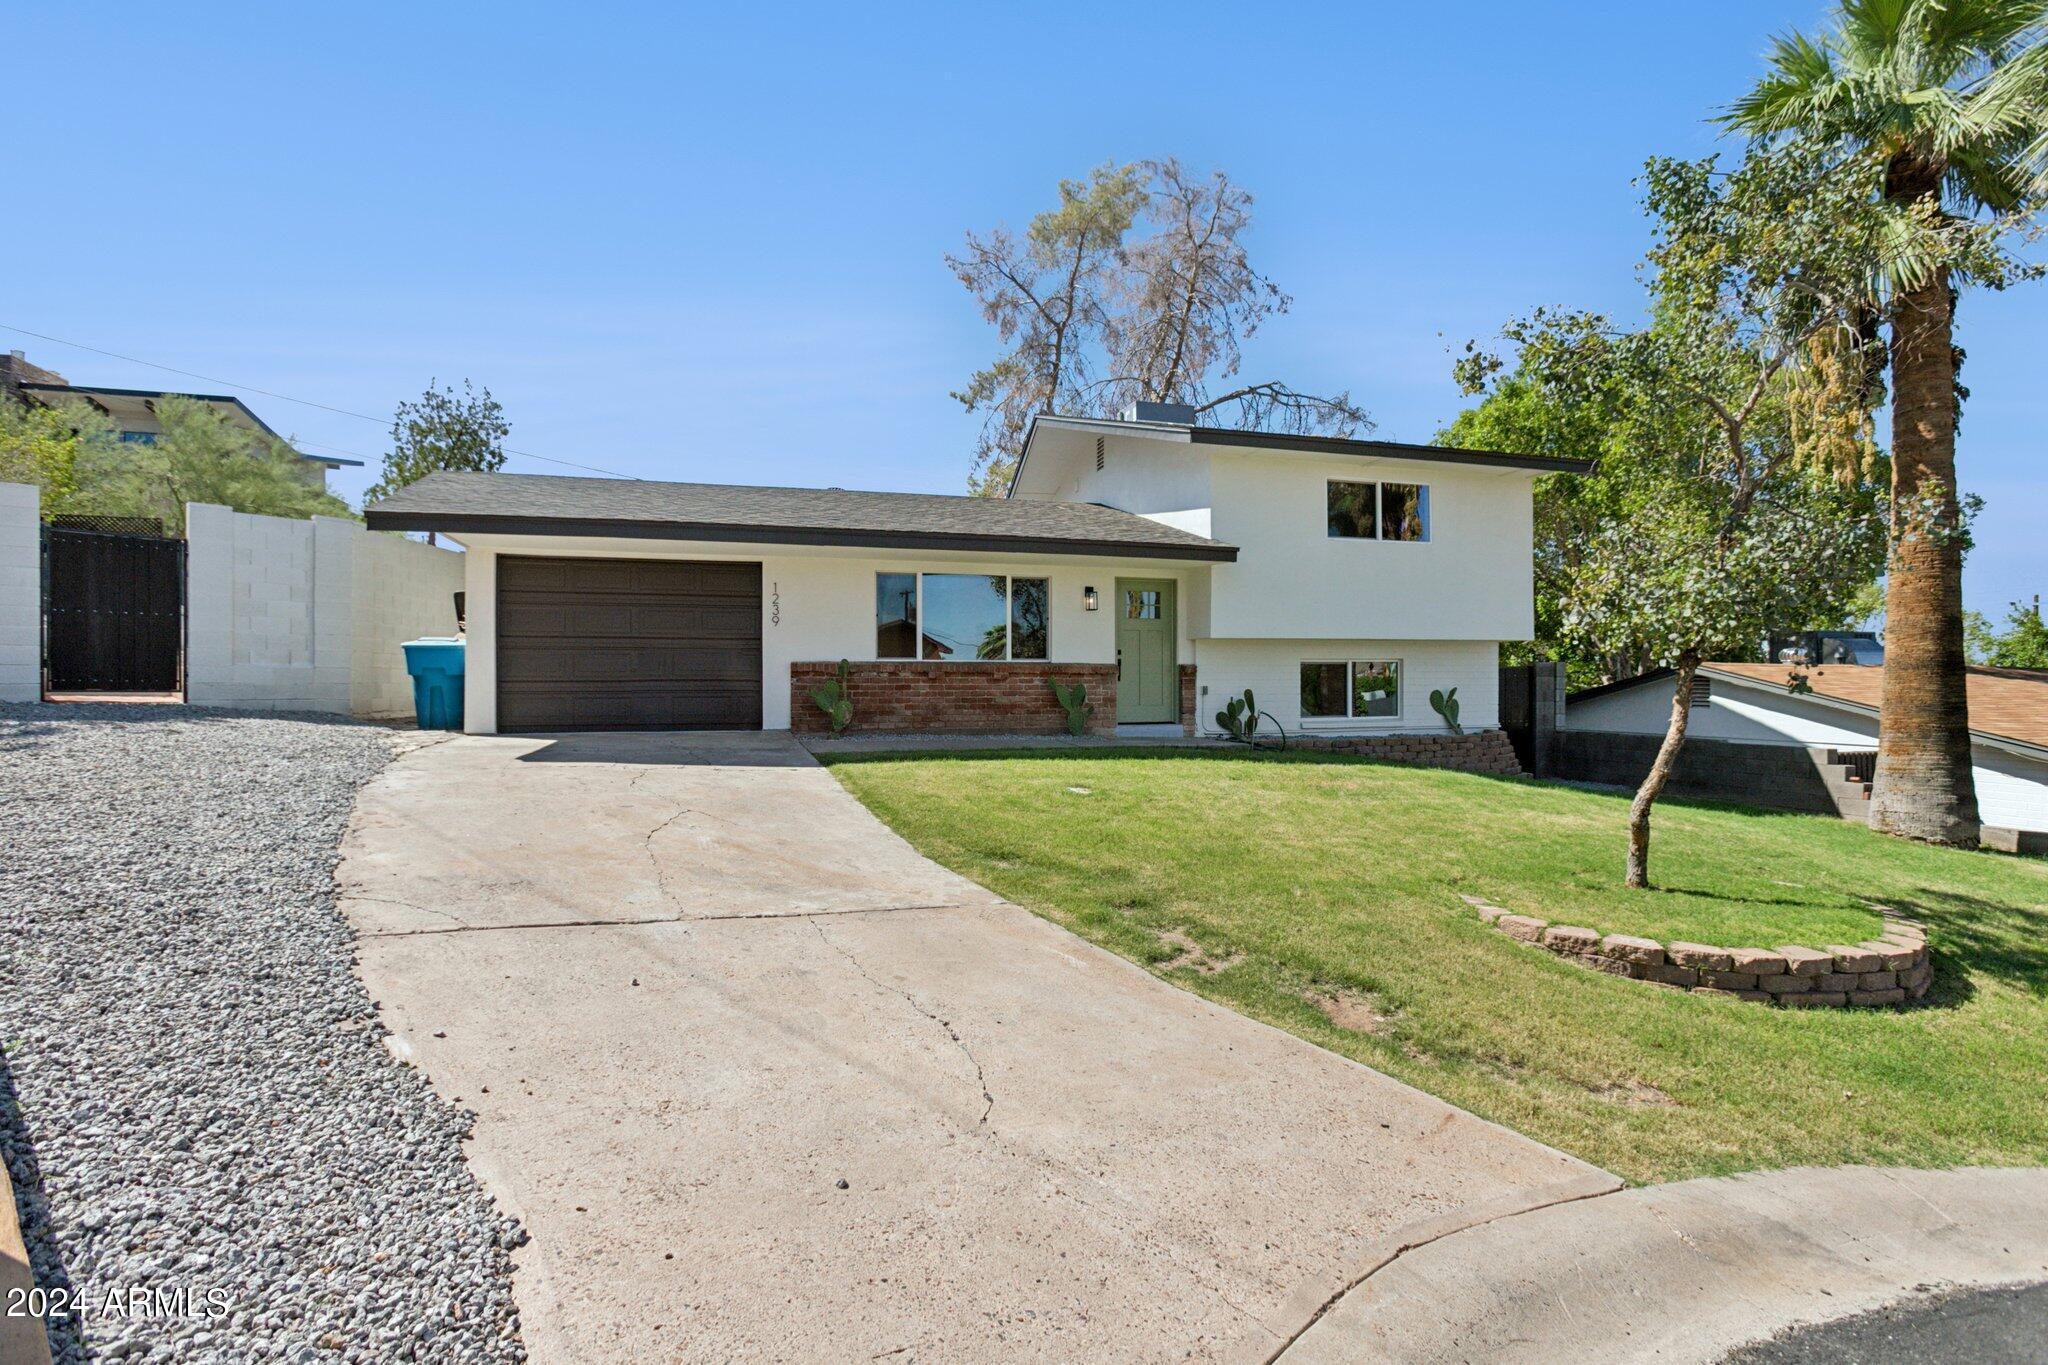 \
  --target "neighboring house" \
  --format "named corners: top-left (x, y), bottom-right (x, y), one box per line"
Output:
top-left (0, 350), bottom-right (359, 491)
top-left (1564, 662), bottom-right (2048, 850)
top-left (363, 400), bottom-right (1587, 743)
